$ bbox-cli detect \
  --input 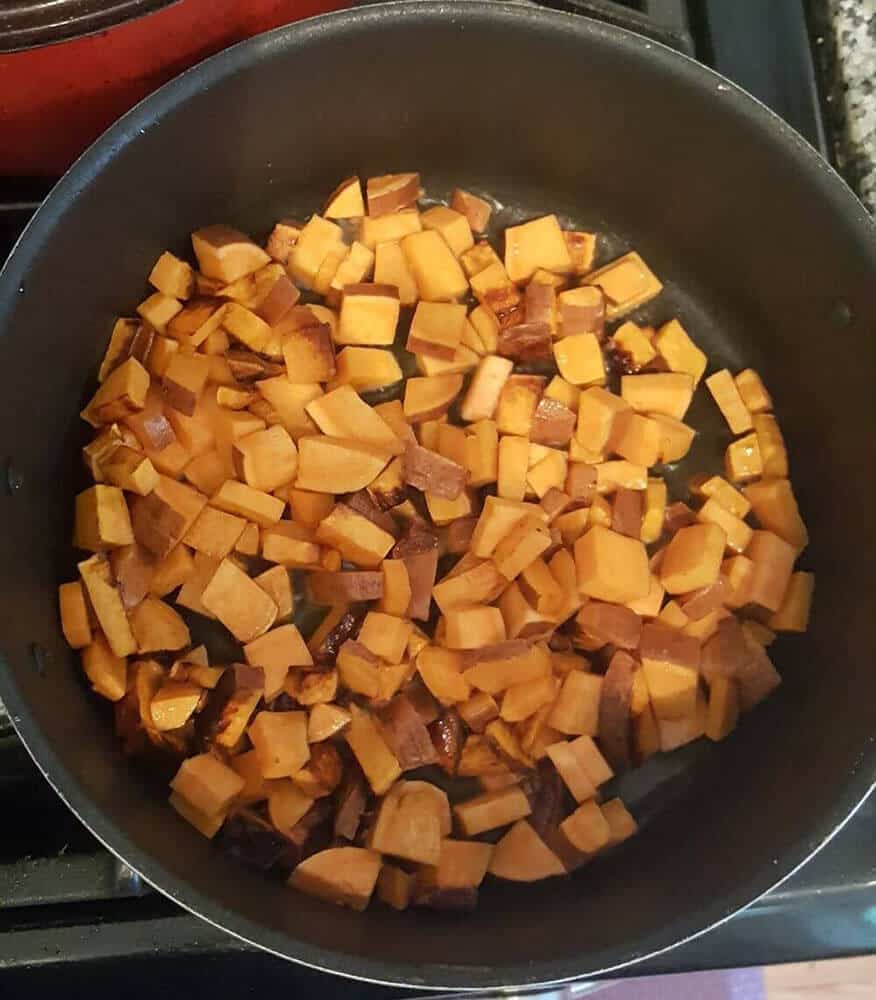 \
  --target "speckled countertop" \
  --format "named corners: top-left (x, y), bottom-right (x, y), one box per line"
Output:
top-left (816, 0), bottom-right (876, 210)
